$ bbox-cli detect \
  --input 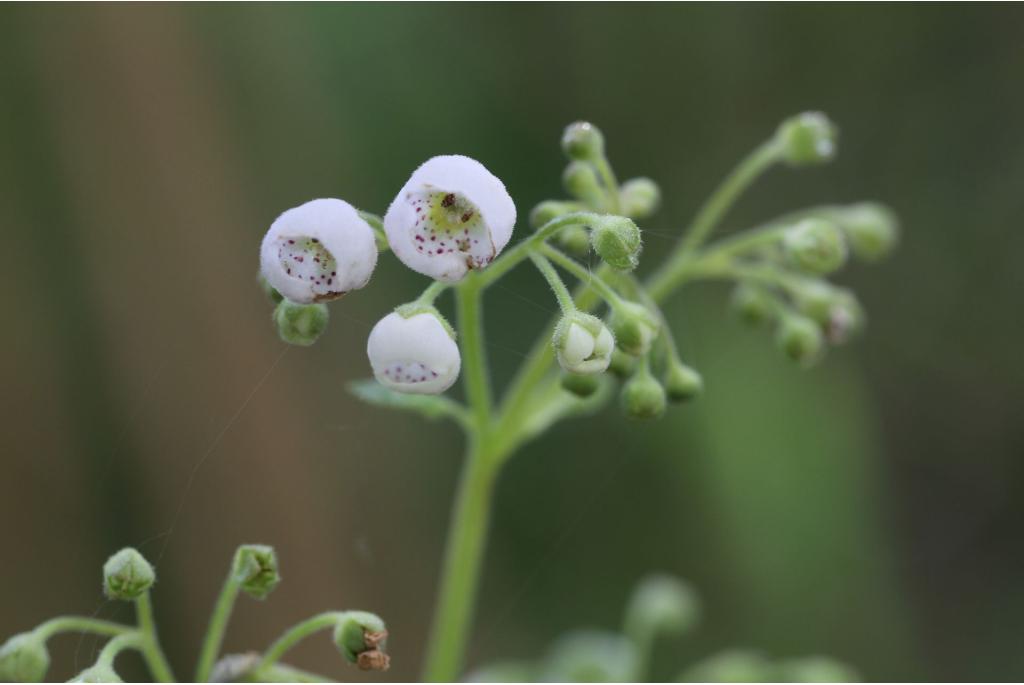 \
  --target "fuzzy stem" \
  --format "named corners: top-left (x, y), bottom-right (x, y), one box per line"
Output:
top-left (415, 280), bottom-right (450, 306)
top-left (477, 212), bottom-right (604, 287)
top-left (529, 252), bottom-right (577, 314)
top-left (33, 617), bottom-right (132, 641)
top-left (539, 243), bottom-right (629, 312)
top-left (135, 591), bottom-right (175, 683)
top-left (195, 570), bottom-right (243, 681)
top-left (96, 631), bottom-right (145, 669)
top-left (256, 612), bottom-right (341, 673)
